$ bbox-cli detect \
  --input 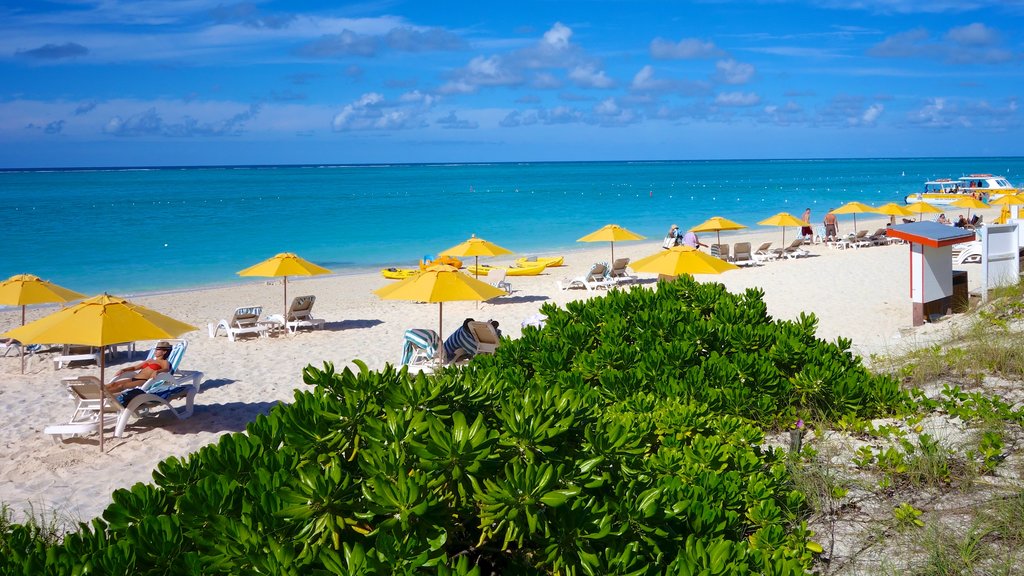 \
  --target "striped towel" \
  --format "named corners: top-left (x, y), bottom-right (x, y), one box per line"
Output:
top-left (401, 329), bottom-right (440, 365)
top-left (443, 326), bottom-right (478, 360)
